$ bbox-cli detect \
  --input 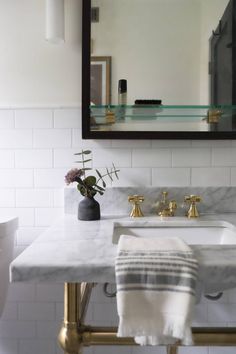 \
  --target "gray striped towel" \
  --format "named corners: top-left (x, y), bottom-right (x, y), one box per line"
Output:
top-left (115, 235), bottom-right (198, 345)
